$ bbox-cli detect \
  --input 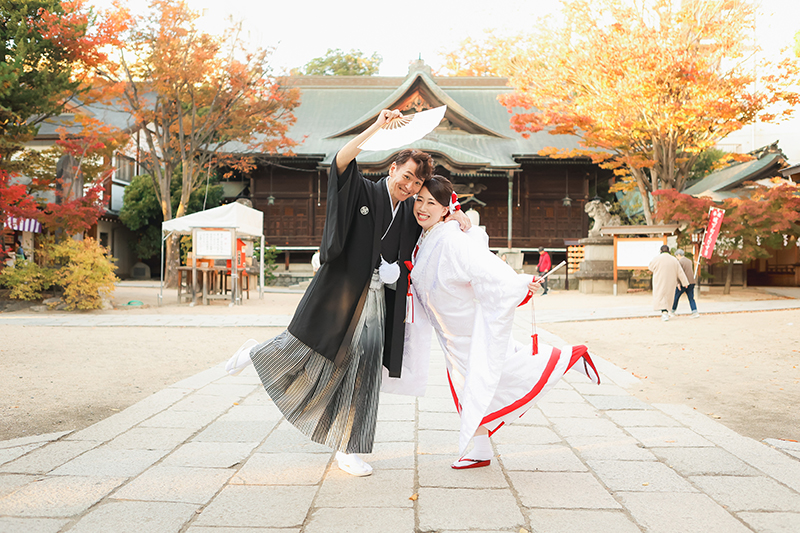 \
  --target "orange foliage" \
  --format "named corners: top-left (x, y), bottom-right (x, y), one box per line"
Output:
top-left (1, 1), bottom-right (131, 237)
top-left (103, 0), bottom-right (299, 223)
top-left (34, 0), bottom-right (129, 70)
top-left (497, 0), bottom-right (800, 225)
top-left (655, 183), bottom-right (800, 264)
top-left (440, 30), bottom-right (531, 77)
top-left (95, 0), bottom-right (299, 284)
